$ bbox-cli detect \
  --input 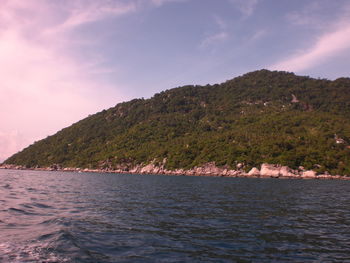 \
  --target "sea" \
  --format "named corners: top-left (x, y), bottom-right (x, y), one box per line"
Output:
top-left (0, 169), bottom-right (349, 262)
